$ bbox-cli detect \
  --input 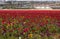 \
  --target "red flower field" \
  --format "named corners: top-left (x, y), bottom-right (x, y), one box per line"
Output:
top-left (0, 10), bottom-right (60, 39)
